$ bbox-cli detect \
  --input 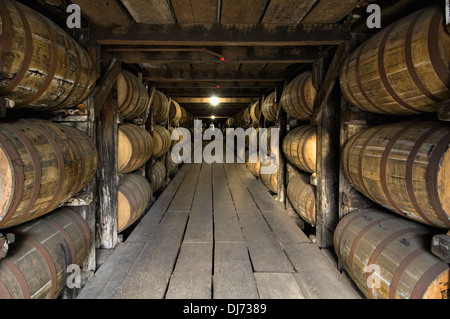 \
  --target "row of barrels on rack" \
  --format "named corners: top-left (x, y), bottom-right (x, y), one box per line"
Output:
top-left (0, 207), bottom-right (92, 299)
top-left (225, 101), bottom-right (261, 128)
top-left (0, 0), bottom-right (98, 110)
top-left (116, 70), bottom-right (194, 127)
top-left (0, 119), bottom-right (97, 299)
top-left (116, 123), bottom-right (180, 233)
top-left (0, 1), bottom-right (99, 300)
top-left (336, 5), bottom-right (450, 300)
